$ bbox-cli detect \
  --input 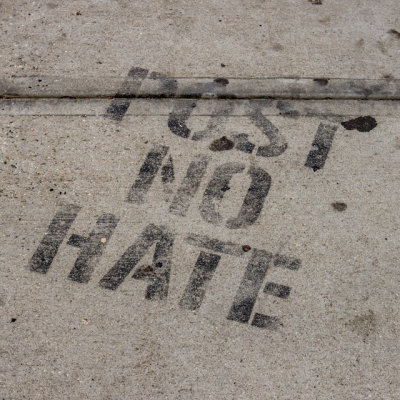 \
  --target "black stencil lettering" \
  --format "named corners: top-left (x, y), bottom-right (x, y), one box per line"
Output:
top-left (105, 67), bottom-right (149, 120)
top-left (127, 145), bottom-right (169, 204)
top-left (264, 282), bottom-right (291, 299)
top-left (226, 166), bottom-right (271, 229)
top-left (200, 162), bottom-right (245, 225)
top-left (169, 158), bottom-right (208, 216)
top-left (200, 163), bottom-right (271, 229)
top-left (192, 102), bottom-right (235, 141)
top-left (116, 67), bottom-right (149, 97)
top-left (179, 251), bottom-right (221, 310)
top-left (99, 224), bottom-right (174, 300)
top-left (227, 250), bottom-right (272, 323)
top-left (273, 255), bottom-right (301, 270)
top-left (251, 313), bottom-right (280, 330)
top-left (28, 204), bottom-right (81, 273)
top-left (168, 81), bottom-right (231, 139)
top-left (161, 156), bottom-right (175, 184)
top-left (67, 214), bottom-right (119, 283)
top-left (148, 71), bottom-right (178, 97)
top-left (167, 100), bottom-right (195, 139)
top-left (104, 100), bottom-right (131, 121)
top-left (248, 105), bottom-right (288, 157)
top-left (305, 123), bottom-right (337, 171)
top-left (185, 233), bottom-right (247, 257)
top-left (232, 133), bottom-right (255, 154)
